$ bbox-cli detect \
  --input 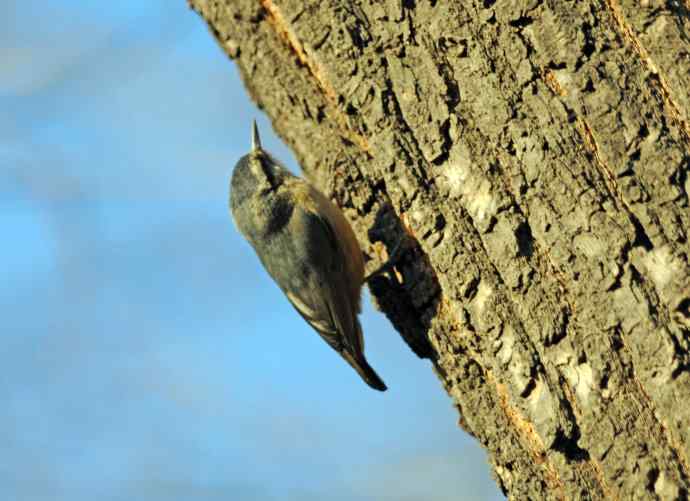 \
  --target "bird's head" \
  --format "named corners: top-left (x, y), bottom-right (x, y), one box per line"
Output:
top-left (230, 120), bottom-right (291, 212)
